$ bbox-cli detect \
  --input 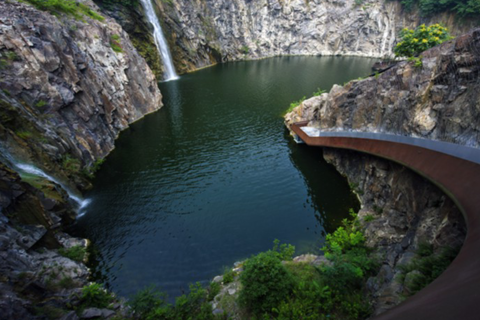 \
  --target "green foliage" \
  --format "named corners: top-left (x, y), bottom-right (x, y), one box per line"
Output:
top-left (239, 251), bottom-right (295, 315)
top-left (398, 243), bottom-right (460, 296)
top-left (408, 56), bottom-right (423, 68)
top-left (272, 239), bottom-right (296, 261)
top-left (62, 154), bottom-right (82, 174)
top-left (58, 245), bottom-right (86, 262)
top-left (15, 130), bottom-right (32, 140)
top-left (81, 283), bottom-right (114, 309)
top-left (127, 285), bottom-right (166, 318)
top-left (322, 210), bottom-right (365, 257)
top-left (127, 282), bottom-right (214, 320)
top-left (394, 24), bottom-right (452, 58)
top-left (24, 0), bottom-right (105, 21)
top-left (207, 281), bottom-right (221, 301)
top-left (354, 0), bottom-right (365, 5)
top-left (284, 96), bottom-right (306, 115)
top-left (82, 158), bottom-right (105, 179)
top-left (59, 276), bottom-right (76, 289)
top-left (35, 100), bottom-right (47, 108)
top-left (391, 0), bottom-right (480, 17)
top-left (241, 45), bottom-right (250, 55)
top-left (222, 268), bottom-right (236, 284)
top-left (110, 35), bottom-right (123, 53)
top-left (363, 214), bottom-right (375, 222)
top-left (313, 87), bottom-right (326, 96)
